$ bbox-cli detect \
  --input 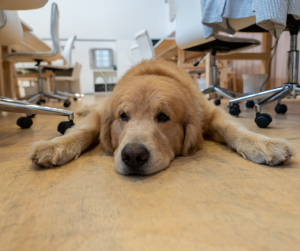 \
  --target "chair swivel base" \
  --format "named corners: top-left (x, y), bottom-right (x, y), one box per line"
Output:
top-left (202, 85), bottom-right (244, 116)
top-left (229, 83), bottom-right (300, 128)
top-left (50, 90), bottom-right (82, 101)
top-left (28, 92), bottom-right (71, 108)
top-left (0, 96), bottom-right (75, 133)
